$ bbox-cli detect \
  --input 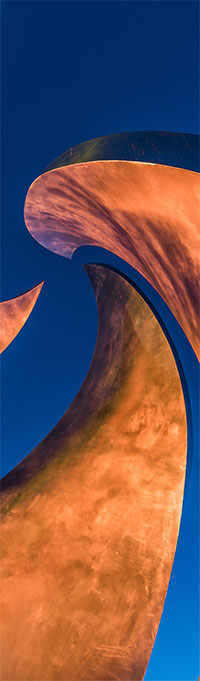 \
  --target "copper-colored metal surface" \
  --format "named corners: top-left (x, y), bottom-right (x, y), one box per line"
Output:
top-left (0, 283), bottom-right (43, 354)
top-left (1, 266), bottom-right (187, 681)
top-left (24, 161), bottom-right (200, 359)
